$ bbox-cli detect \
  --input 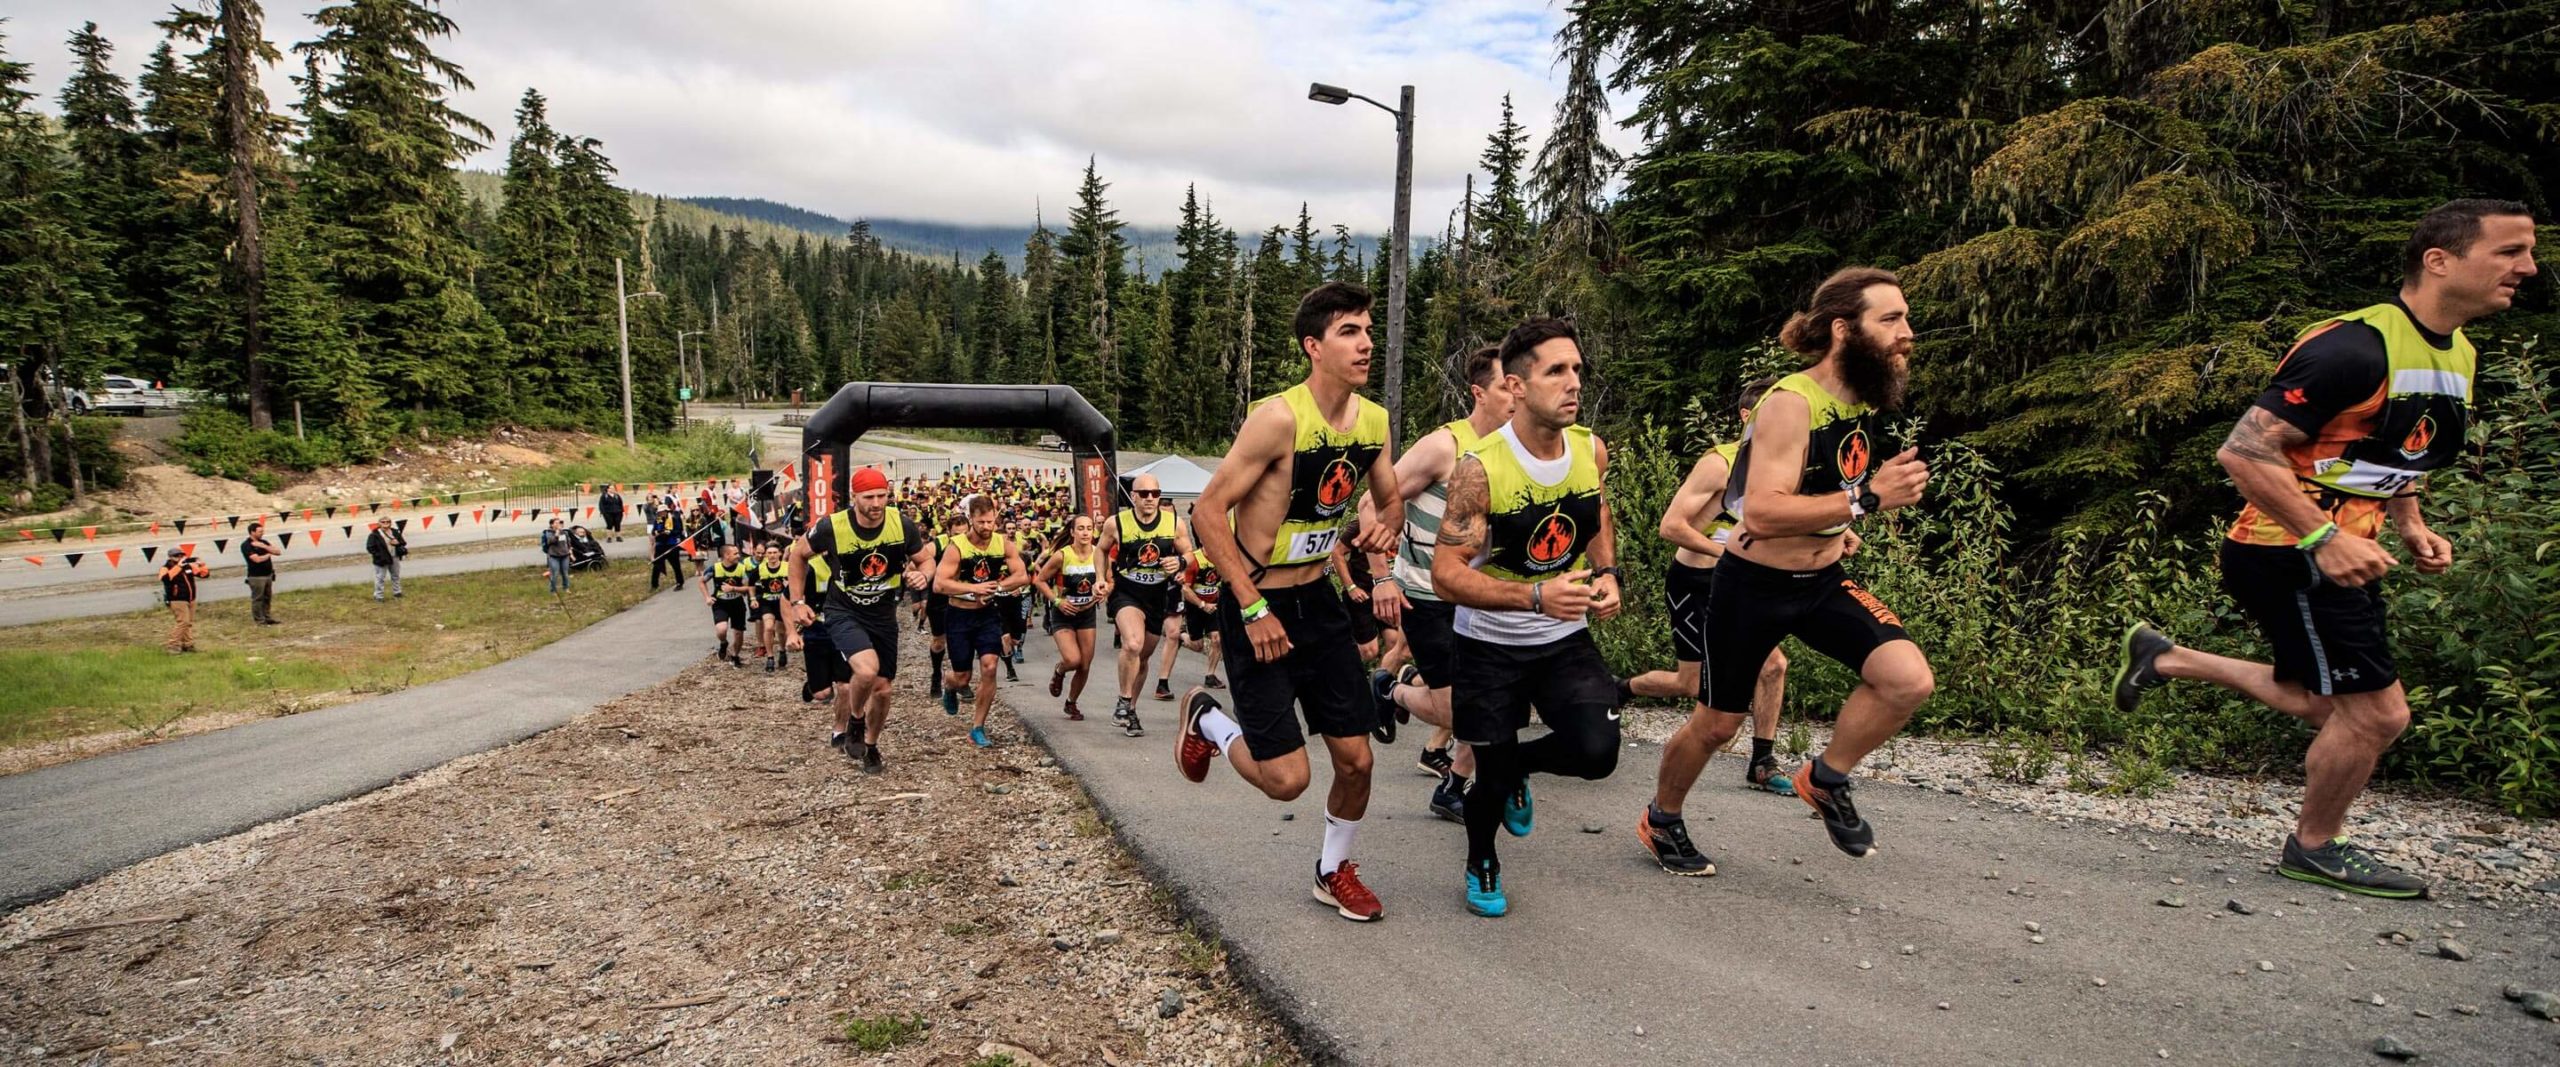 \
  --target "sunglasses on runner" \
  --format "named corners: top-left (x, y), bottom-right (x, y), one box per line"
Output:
top-left (1133, 490), bottom-right (1160, 498)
